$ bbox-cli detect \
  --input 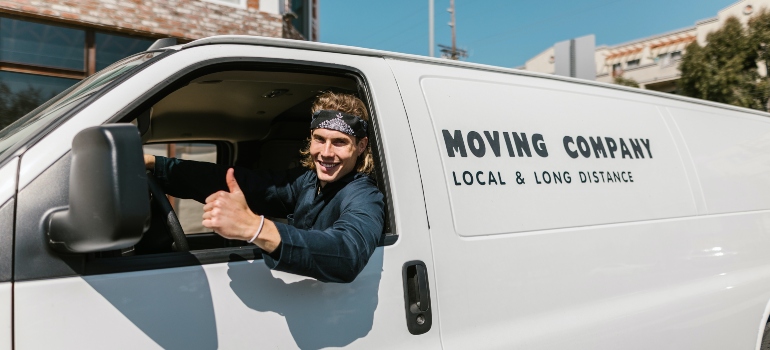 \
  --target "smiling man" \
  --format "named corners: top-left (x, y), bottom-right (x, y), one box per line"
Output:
top-left (145, 92), bottom-right (384, 283)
